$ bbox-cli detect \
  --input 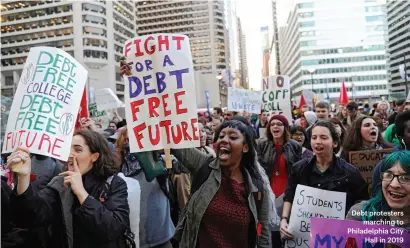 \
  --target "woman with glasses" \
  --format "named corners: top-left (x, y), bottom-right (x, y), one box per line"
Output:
top-left (347, 150), bottom-right (410, 231)
top-left (290, 126), bottom-right (313, 159)
top-left (171, 120), bottom-right (279, 248)
top-left (257, 115), bottom-right (302, 245)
